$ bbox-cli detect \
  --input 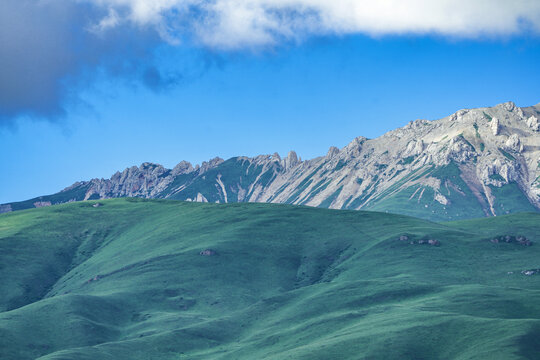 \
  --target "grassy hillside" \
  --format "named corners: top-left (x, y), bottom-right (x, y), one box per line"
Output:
top-left (364, 163), bottom-right (538, 221)
top-left (1, 199), bottom-right (539, 359)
